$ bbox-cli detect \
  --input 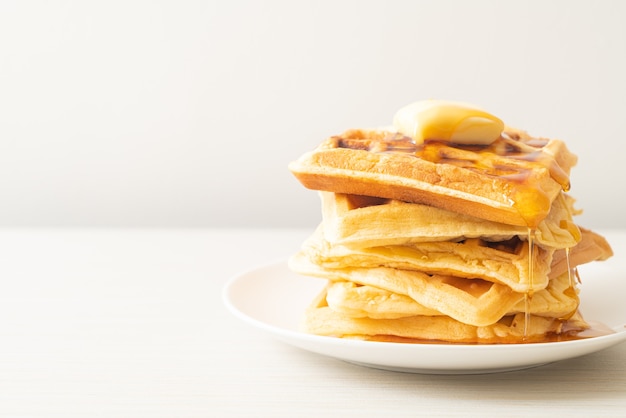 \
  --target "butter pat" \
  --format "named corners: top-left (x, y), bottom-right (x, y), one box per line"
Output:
top-left (393, 100), bottom-right (504, 145)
